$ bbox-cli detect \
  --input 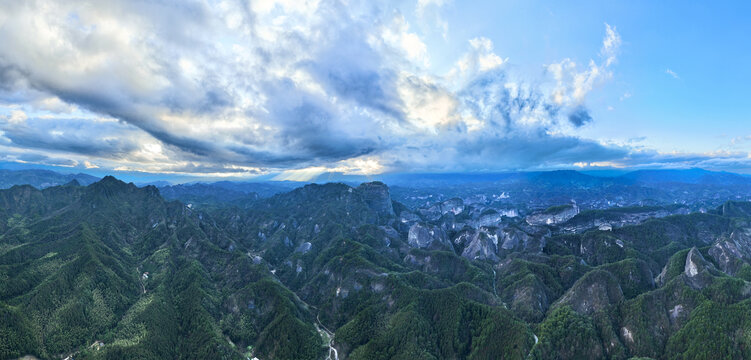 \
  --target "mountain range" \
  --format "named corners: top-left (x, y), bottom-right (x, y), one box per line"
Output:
top-left (0, 169), bottom-right (99, 189)
top-left (2, 170), bottom-right (751, 359)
